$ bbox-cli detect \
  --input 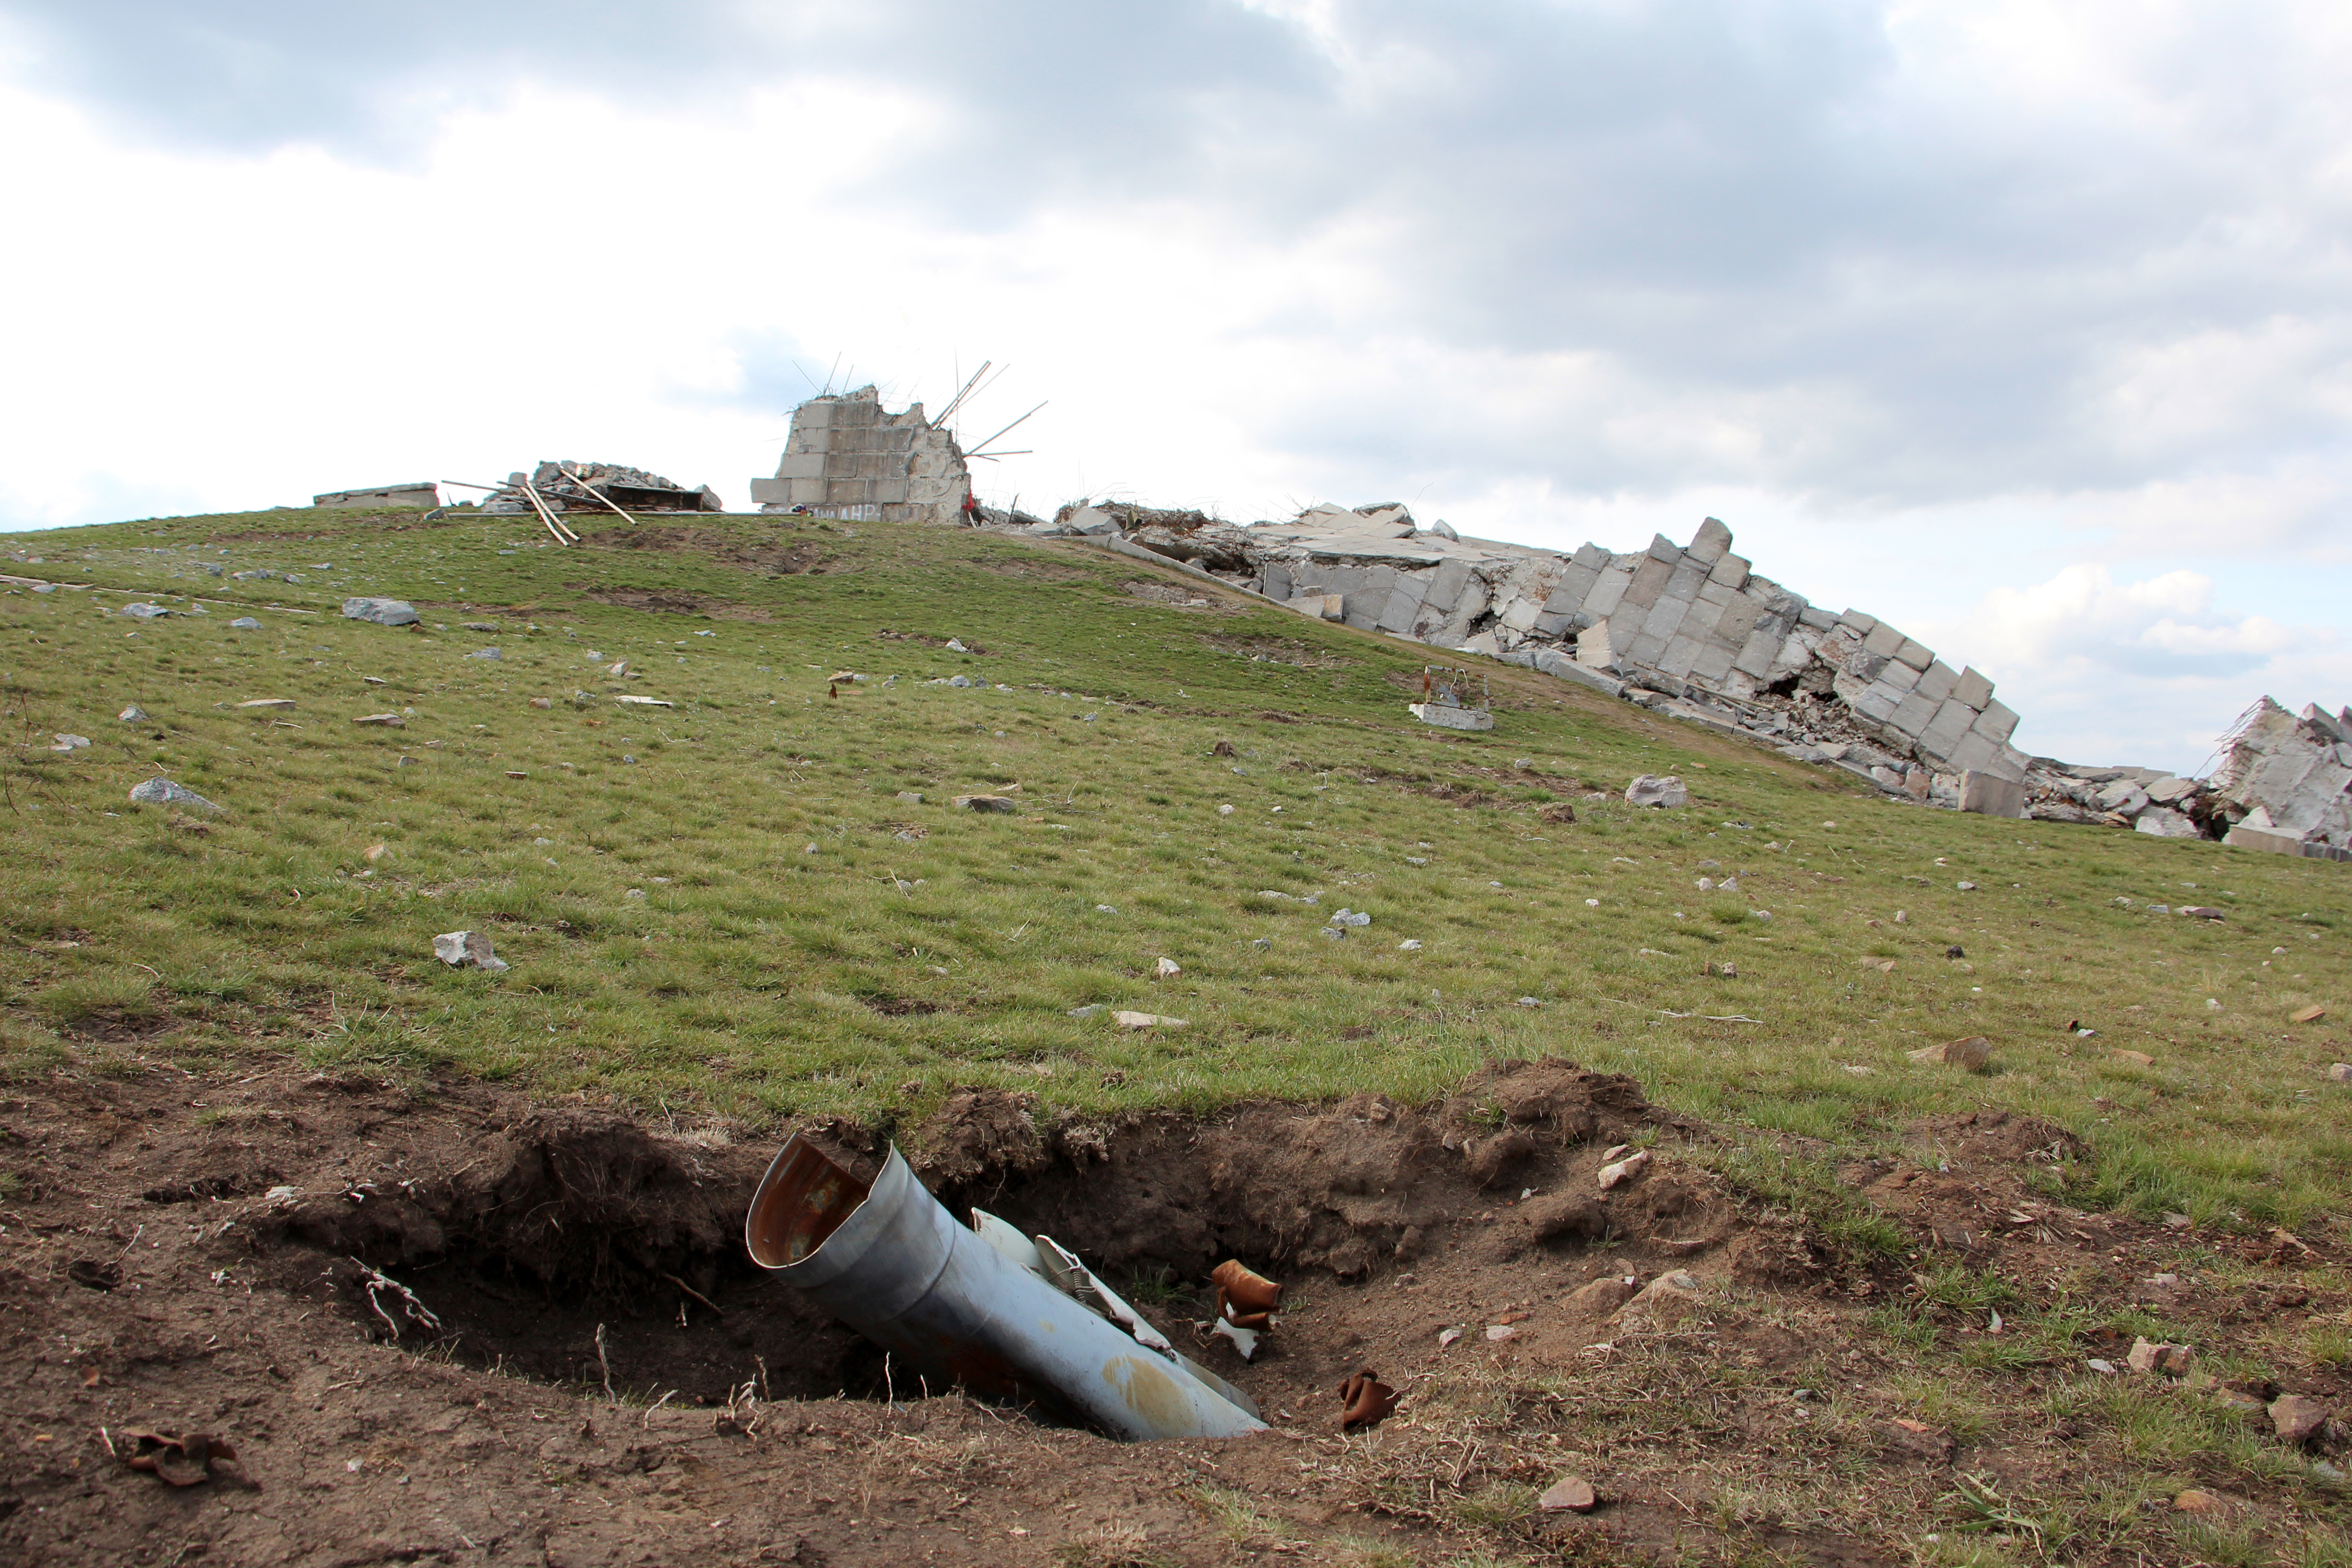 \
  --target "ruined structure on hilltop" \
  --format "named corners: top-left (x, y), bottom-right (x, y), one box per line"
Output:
top-left (1022, 501), bottom-right (2348, 849)
top-left (749, 387), bottom-right (973, 524)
